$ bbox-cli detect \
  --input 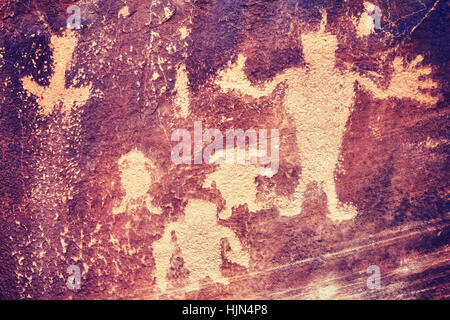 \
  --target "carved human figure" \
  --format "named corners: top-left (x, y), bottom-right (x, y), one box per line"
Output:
top-left (215, 11), bottom-right (438, 221)
top-left (113, 149), bottom-right (162, 215)
top-left (153, 199), bottom-right (249, 292)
